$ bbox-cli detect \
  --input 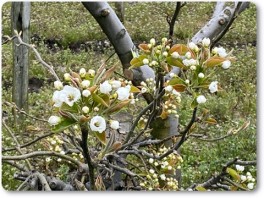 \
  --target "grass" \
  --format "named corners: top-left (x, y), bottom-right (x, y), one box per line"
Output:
top-left (1, 2), bottom-right (257, 190)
